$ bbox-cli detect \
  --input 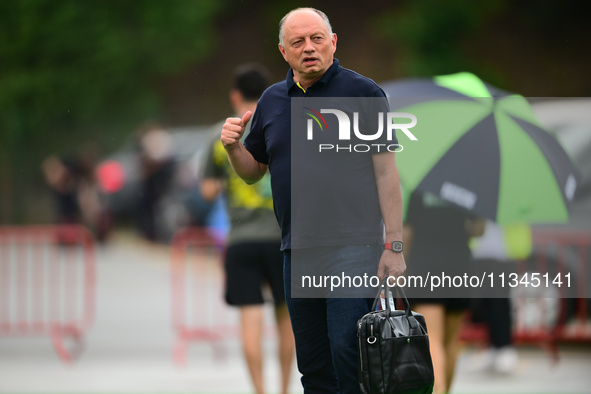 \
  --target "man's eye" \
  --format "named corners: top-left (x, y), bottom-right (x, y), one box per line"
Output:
top-left (292, 40), bottom-right (303, 47)
top-left (313, 36), bottom-right (323, 42)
